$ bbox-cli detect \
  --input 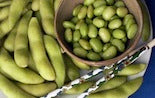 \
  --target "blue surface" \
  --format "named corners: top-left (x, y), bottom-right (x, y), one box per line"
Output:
top-left (130, 0), bottom-right (155, 98)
